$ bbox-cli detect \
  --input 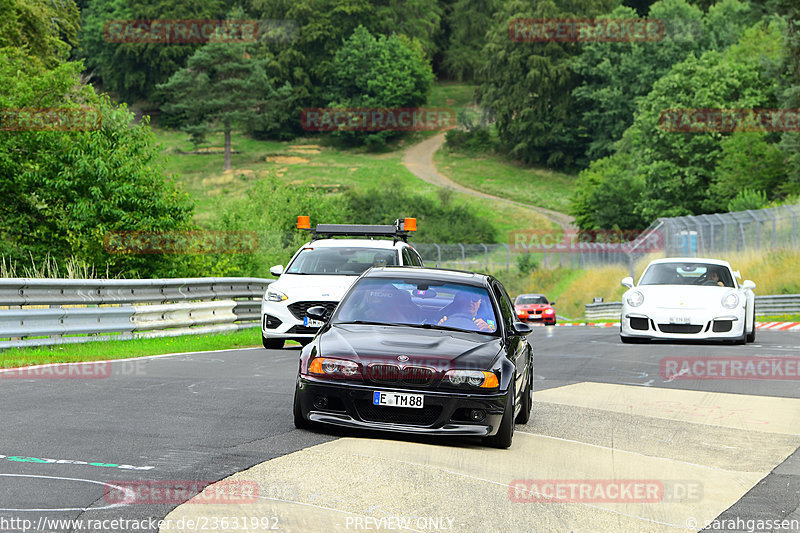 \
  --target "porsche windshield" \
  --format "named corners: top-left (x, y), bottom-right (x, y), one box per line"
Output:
top-left (333, 278), bottom-right (499, 335)
top-left (285, 247), bottom-right (398, 275)
top-left (639, 263), bottom-right (734, 287)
